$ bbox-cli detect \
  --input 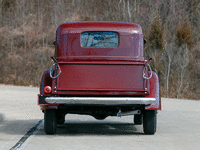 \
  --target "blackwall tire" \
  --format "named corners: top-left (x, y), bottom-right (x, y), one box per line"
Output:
top-left (44, 109), bottom-right (57, 134)
top-left (57, 113), bottom-right (65, 124)
top-left (134, 114), bottom-right (143, 125)
top-left (143, 110), bottom-right (157, 135)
